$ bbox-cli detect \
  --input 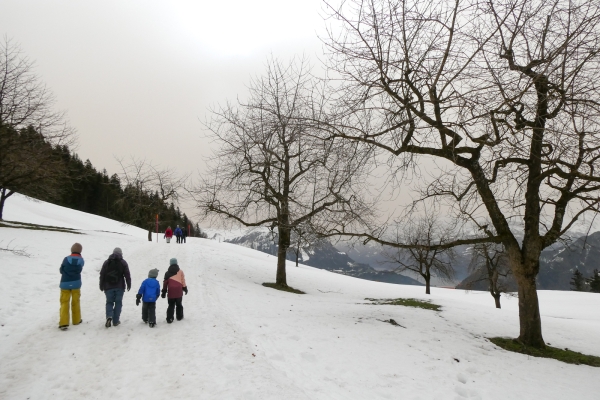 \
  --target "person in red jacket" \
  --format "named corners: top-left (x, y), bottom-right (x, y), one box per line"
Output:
top-left (164, 226), bottom-right (173, 243)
